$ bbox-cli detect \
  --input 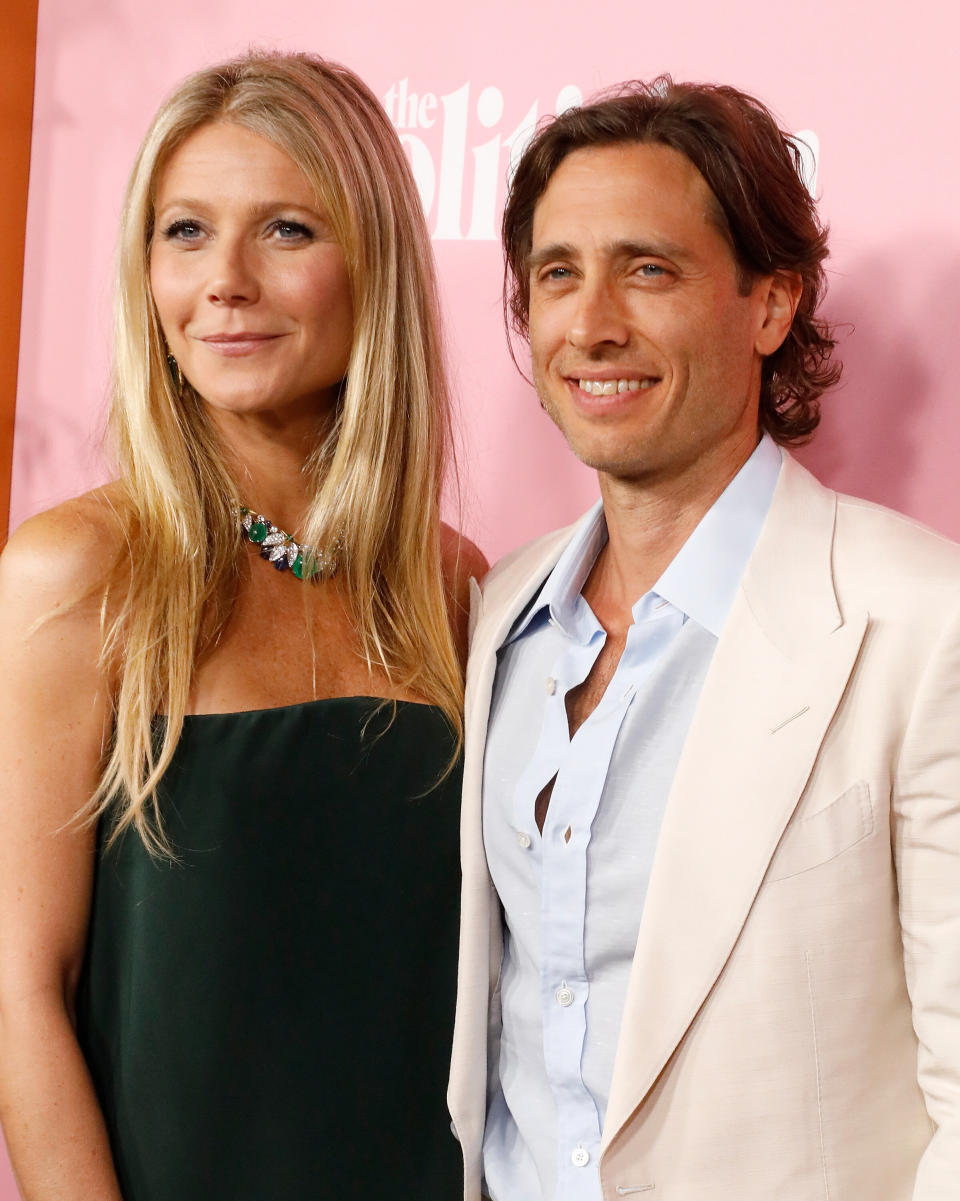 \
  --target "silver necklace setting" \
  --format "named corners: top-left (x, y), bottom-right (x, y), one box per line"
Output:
top-left (239, 507), bottom-right (339, 580)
